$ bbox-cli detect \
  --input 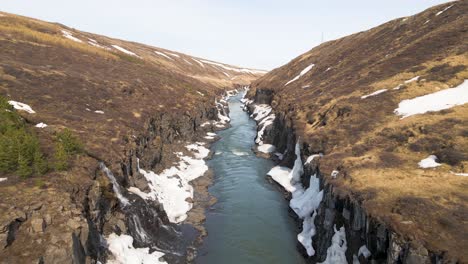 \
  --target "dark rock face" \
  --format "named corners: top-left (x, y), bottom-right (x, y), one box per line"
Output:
top-left (248, 88), bottom-right (445, 264)
top-left (5, 219), bottom-right (24, 248)
top-left (254, 88), bottom-right (274, 104)
top-left (75, 101), bottom-right (225, 263)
